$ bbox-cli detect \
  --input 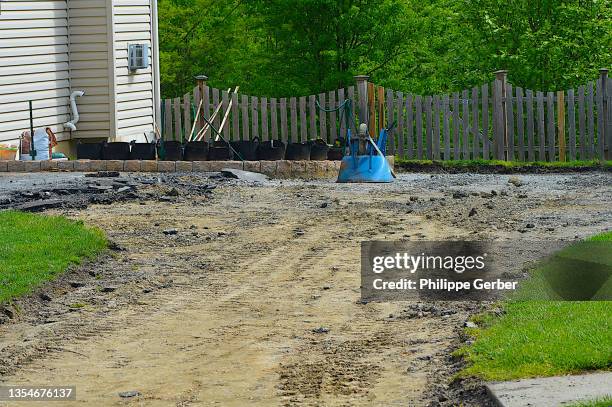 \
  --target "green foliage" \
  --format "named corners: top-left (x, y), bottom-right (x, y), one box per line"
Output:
top-left (394, 158), bottom-right (612, 172)
top-left (248, 0), bottom-right (414, 95)
top-left (158, 0), bottom-right (258, 97)
top-left (0, 211), bottom-right (107, 304)
top-left (460, 0), bottom-right (612, 91)
top-left (158, 0), bottom-right (611, 98)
